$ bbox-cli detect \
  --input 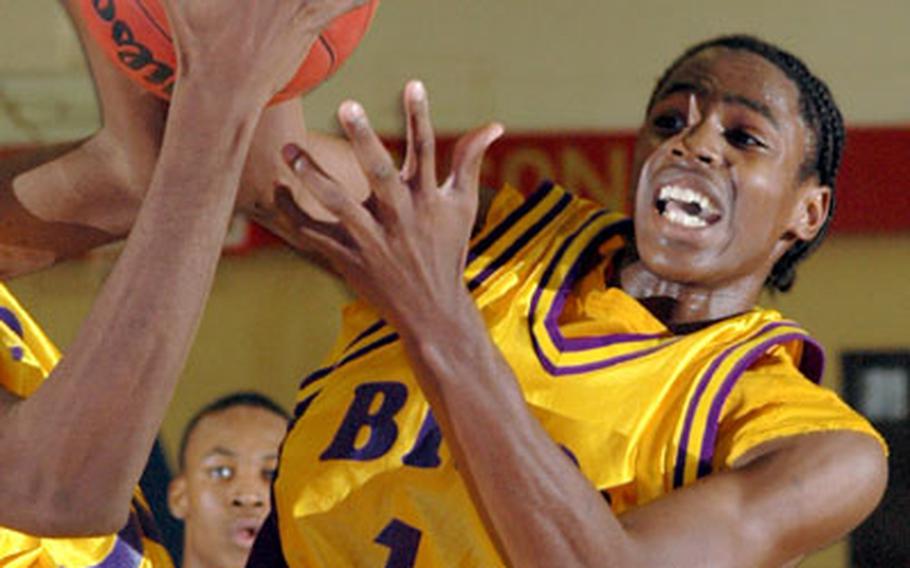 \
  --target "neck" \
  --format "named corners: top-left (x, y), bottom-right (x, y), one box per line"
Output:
top-left (618, 259), bottom-right (764, 328)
